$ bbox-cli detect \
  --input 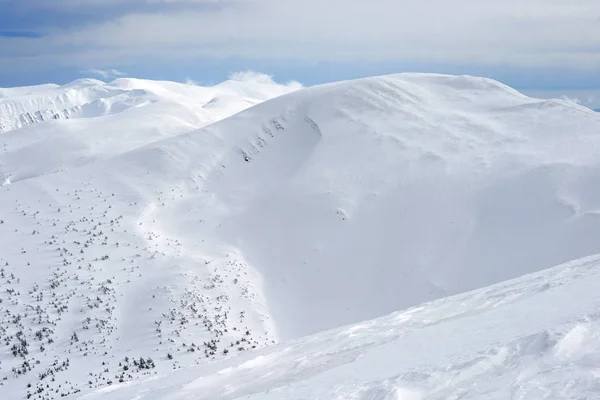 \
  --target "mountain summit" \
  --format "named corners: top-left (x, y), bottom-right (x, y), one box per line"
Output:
top-left (1, 73), bottom-right (599, 400)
